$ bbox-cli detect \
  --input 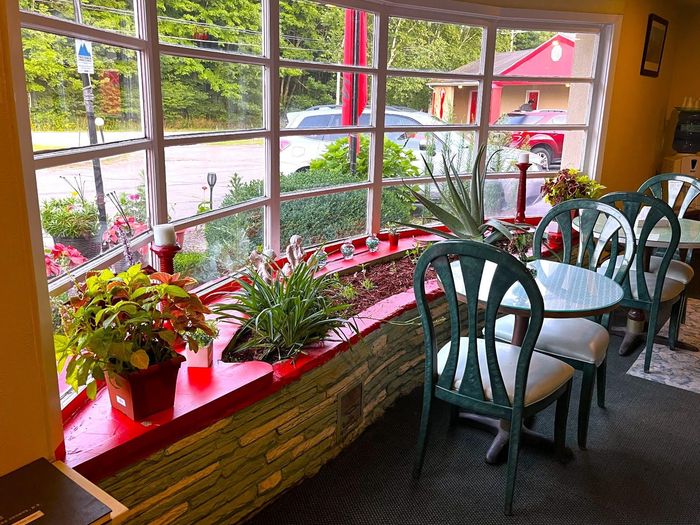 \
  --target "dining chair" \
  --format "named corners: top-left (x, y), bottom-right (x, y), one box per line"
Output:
top-left (494, 199), bottom-right (634, 449)
top-left (412, 240), bottom-right (574, 515)
top-left (600, 192), bottom-right (684, 372)
top-left (638, 173), bottom-right (700, 331)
